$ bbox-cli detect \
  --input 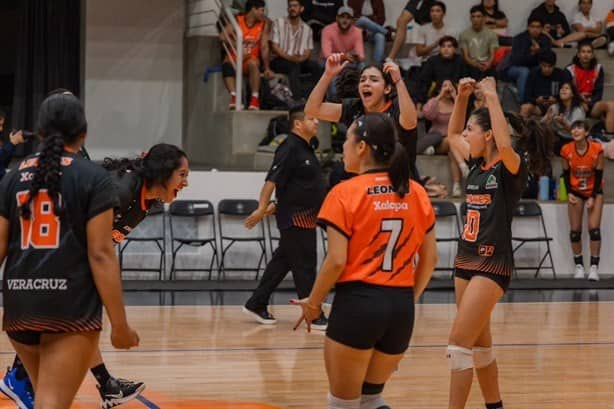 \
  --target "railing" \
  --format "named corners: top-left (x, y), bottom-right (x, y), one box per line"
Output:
top-left (187, 0), bottom-right (244, 110)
